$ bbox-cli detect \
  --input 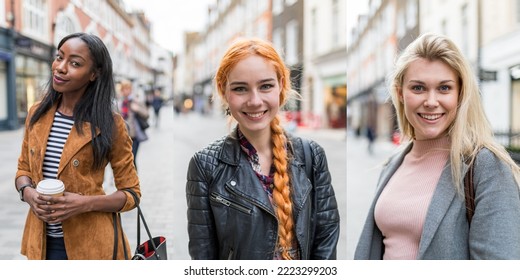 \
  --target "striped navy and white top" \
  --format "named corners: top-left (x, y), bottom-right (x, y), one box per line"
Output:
top-left (43, 111), bottom-right (74, 238)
